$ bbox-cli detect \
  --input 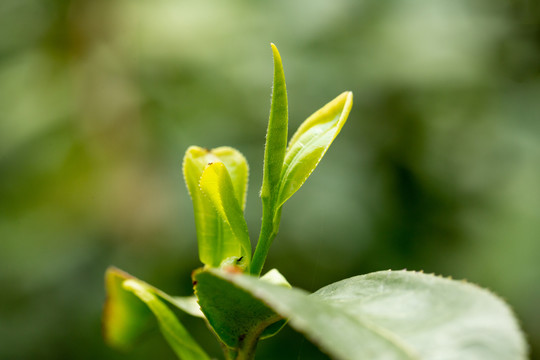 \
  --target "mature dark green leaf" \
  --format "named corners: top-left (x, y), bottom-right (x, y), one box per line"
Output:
top-left (211, 269), bottom-right (528, 360)
top-left (183, 146), bottom-right (248, 267)
top-left (193, 268), bottom-right (288, 352)
top-left (277, 91), bottom-right (353, 208)
top-left (123, 279), bottom-right (210, 360)
top-left (199, 162), bottom-right (251, 269)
